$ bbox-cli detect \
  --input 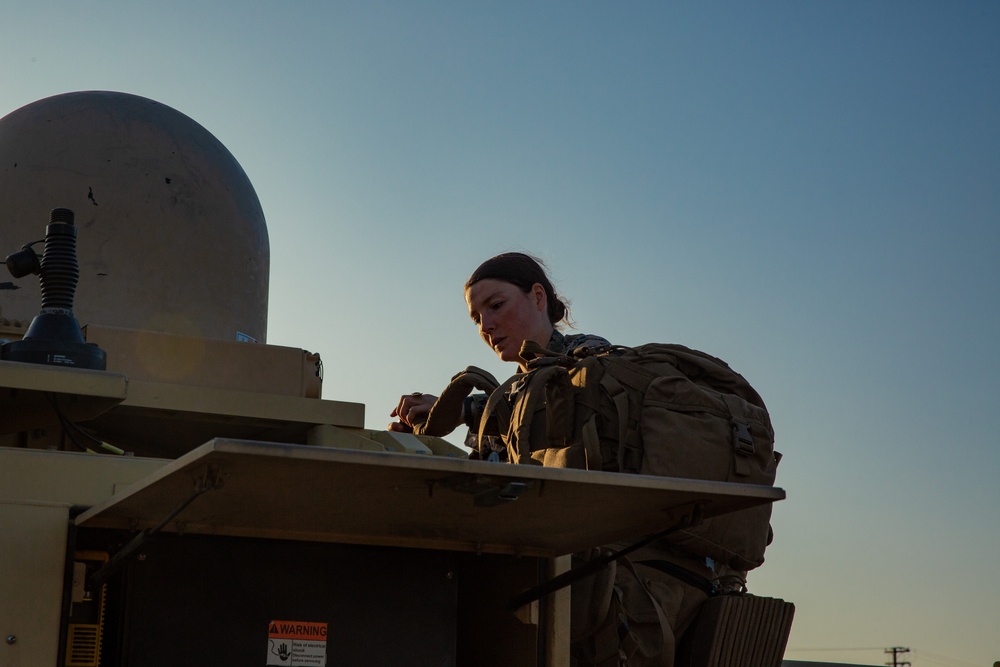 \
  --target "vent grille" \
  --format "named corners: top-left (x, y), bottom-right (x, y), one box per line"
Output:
top-left (66, 624), bottom-right (101, 667)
